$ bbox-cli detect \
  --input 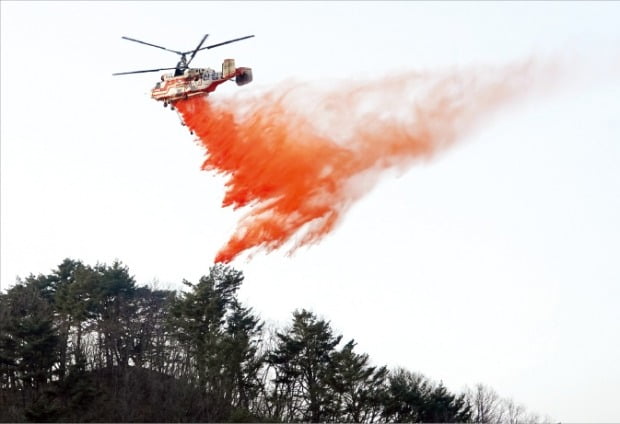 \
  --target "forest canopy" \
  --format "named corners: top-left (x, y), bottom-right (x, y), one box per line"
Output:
top-left (0, 259), bottom-right (548, 423)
